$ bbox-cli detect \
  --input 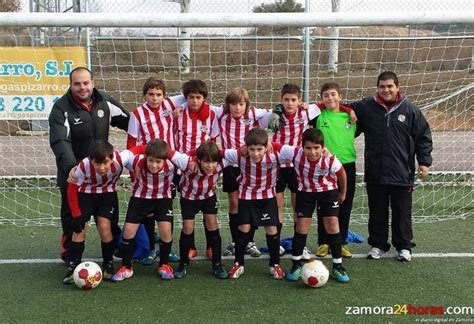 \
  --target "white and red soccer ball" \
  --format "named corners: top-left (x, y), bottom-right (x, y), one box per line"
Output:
top-left (301, 260), bottom-right (329, 288)
top-left (73, 261), bottom-right (103, 290)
